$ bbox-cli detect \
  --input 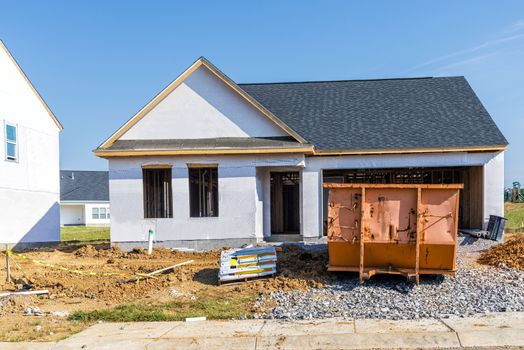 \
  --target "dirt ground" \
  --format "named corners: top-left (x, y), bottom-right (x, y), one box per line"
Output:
top-left (478, 235), bottom-right (524, 270)
top-left (0, 243), bottom-right (328, 341)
